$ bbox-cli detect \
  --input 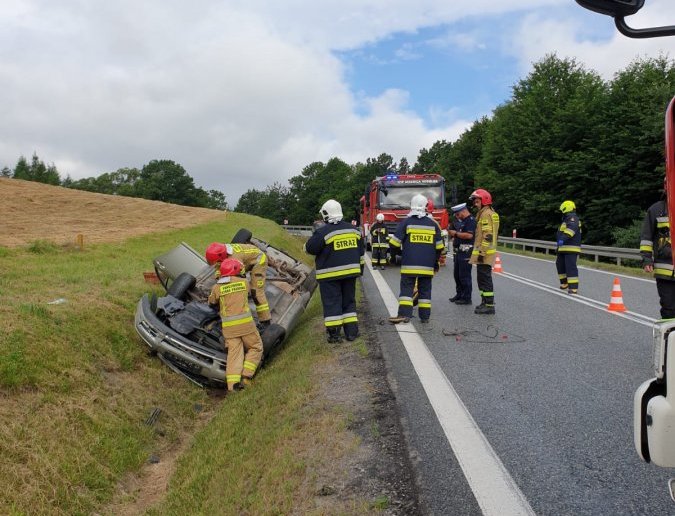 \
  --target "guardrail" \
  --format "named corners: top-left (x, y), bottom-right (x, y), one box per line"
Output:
top-left (282, 228), bottom-right (642, 266)
top-left (499, 236), bottom-right (641, 266)
top-left (282, 225), bottom-right (313, 237)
